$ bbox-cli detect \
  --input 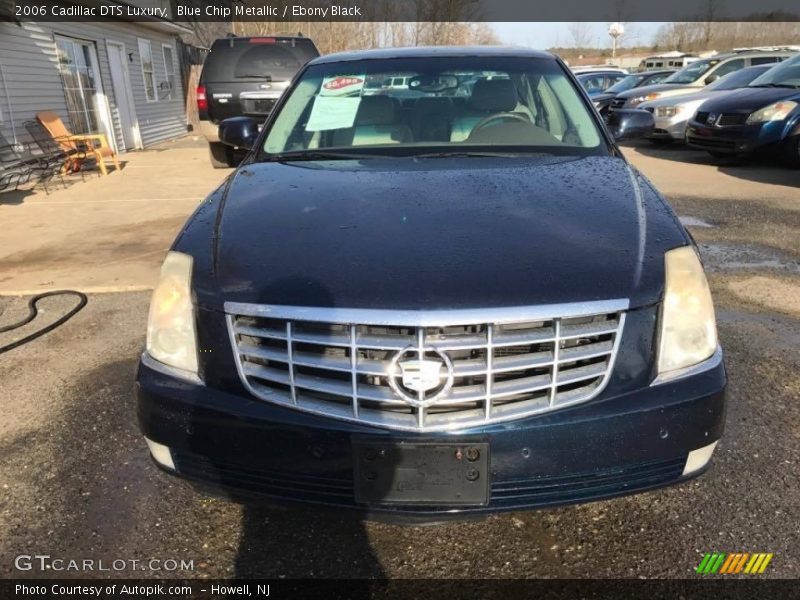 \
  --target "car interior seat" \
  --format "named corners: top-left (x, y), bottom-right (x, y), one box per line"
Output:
top-left (451, 78), bottom-right (531, 142)
top-left (332, 96), bottom-right (413, 147)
